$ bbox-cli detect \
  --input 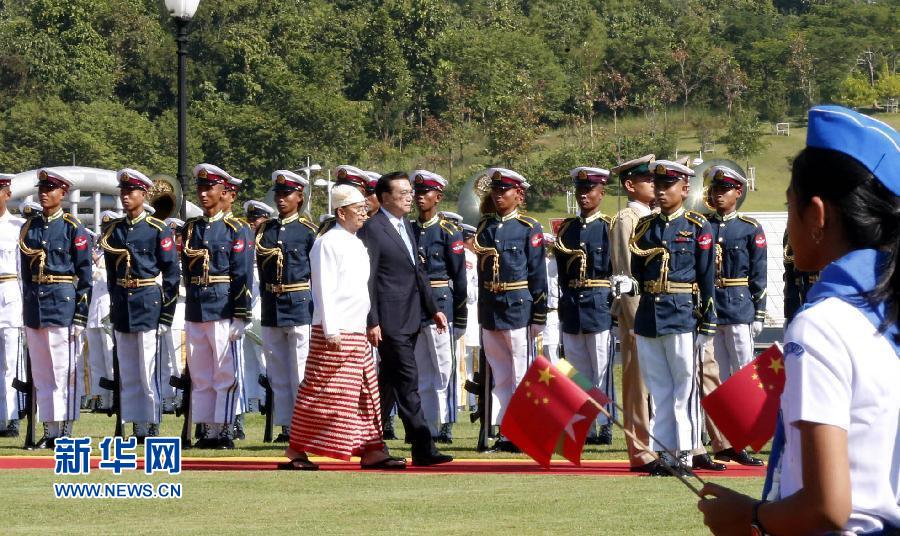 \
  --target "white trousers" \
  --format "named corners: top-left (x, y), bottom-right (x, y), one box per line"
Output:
top-left (414, 324), bottom-right (454, 434)
top-left (261, 324), bottom-right (310, 427)
top-left (464, 344), bottom-right (478, 409)
top-left (0, 327), bottom-right (22, 421)
top-left (482, 327), bottom-right (529, 425)
top-left (85, 328), bottom-right (114, 408)
top-left (114, 330), bottom-right (161, 424)
top-left (542, 310), bottom-right (560, 363)
top-left (25, 326), bottom-right (80, 423)
top-left (562, 330), bottom-right (613, 426)
top-left (713, 323), bottom-right (754, 381)
top-left (636, 333), bottom-right (701, 452)
top-left (186, 320), bottom-right (239, 425)
top-left (241, 331), bottom-right (266, 406)
top-left (158, 328), bottom-right (184, 401)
